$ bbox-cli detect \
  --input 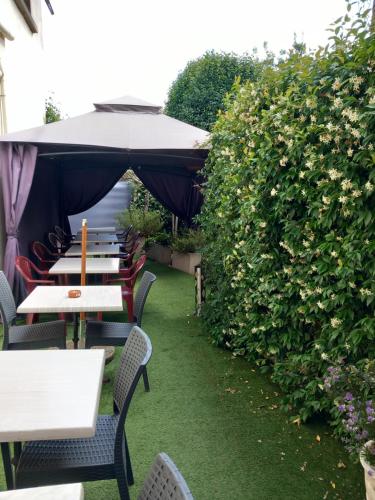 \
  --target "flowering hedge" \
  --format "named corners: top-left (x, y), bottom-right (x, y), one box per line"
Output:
top-left (200, 3), bottom-right (375, 422)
